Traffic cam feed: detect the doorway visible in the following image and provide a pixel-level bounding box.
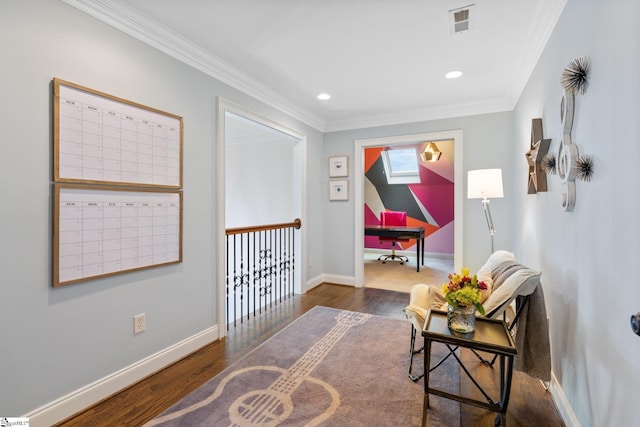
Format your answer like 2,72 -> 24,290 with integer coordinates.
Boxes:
354,130 -> 464,289
216,98 -> 307,336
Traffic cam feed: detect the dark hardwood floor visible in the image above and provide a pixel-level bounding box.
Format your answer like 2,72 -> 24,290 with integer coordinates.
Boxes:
55,284 -> 564,426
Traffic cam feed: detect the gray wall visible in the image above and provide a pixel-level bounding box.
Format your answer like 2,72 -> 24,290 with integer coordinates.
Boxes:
0,0 -> 322,417
323,113 -> 514,277
512,0 -> 640,425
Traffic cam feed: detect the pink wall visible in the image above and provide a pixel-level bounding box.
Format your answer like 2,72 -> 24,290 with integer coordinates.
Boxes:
364,145 -> 454,254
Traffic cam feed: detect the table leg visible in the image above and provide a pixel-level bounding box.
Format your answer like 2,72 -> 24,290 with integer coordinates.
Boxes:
421,236 -> 425,266
421,337 -> 432,427
500,354 -> 505,402
416,237 -> 420,272
499,354 -> 515,413
421,394 -> 427,427
495,412 -> 507,427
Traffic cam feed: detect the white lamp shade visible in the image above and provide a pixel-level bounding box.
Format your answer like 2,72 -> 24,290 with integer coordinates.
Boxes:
467,168 -> 504,199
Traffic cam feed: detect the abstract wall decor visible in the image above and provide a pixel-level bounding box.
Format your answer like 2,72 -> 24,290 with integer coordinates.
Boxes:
561,57 -> 590,95
557,90 -> 579,211
525,118 -> 551,194
572,154 -> 594,182
363,144 -> 454,254
555,57 -> 592,211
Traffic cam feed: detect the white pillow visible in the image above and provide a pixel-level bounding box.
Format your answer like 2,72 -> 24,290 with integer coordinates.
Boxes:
476,251 -> 514,303
477,250 -> 516,275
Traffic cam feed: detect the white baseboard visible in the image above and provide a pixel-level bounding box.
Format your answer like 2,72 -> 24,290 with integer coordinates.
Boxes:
305,273 -> 326,291
304,252 -> 454,293
319,273 -> 354,287
549,371 -> 580,427
26,325 -> 220,427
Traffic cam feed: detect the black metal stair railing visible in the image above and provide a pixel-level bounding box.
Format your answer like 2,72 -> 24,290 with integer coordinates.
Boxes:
225,218 -> 301,328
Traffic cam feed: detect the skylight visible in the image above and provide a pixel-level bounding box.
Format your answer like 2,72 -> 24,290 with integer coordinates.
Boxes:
381,148 -> 420,184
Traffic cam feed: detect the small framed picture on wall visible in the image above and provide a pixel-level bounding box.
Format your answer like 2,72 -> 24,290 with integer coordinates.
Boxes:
329,155 -> 348,177
329,179 -> 349,201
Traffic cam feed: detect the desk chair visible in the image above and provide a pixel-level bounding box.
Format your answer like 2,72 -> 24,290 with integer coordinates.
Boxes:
378,210 -> 409,264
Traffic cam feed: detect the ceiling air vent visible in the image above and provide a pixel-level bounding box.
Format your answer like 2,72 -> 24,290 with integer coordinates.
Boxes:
449,4 -> 474,34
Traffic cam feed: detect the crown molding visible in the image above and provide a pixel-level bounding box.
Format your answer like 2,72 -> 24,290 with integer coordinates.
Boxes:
507,0 -> 568,109
62,0 -> 326,132
62,0 -> 567,134
324,99 -> 514,133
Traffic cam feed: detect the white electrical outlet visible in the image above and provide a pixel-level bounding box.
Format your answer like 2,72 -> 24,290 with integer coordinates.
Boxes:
133,313 -> 146,334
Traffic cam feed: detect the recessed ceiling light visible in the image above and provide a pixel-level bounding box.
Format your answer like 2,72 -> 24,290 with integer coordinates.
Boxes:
445,71 -> 463,79
317,93 -> 331,101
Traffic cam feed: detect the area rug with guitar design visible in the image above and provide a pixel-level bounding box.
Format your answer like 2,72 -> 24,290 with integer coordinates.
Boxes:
146,306 -> 459,426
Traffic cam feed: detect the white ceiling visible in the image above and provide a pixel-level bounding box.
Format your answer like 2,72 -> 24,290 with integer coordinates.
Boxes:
66,0 -> 567,132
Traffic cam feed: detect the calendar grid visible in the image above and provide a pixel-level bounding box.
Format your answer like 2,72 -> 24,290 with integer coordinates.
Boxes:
52,78 -> 183,287
54,78 -> 182,188
54,185 -> 182,286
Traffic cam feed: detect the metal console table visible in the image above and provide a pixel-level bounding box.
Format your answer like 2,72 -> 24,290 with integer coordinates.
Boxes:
421,309 -> 517,427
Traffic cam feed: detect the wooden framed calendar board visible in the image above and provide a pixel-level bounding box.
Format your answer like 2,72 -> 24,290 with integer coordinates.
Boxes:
53,78 -> 183,188
53,184 -> 183,287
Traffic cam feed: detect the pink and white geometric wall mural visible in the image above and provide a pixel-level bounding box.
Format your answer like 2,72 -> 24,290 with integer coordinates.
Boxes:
364,143 -> 454,255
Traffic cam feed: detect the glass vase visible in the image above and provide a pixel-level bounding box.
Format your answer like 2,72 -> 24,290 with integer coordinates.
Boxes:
447,304 -> 476,333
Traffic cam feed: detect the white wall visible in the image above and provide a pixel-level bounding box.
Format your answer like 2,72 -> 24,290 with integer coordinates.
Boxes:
225,114 -> 298,227
322,113 -> 514,277
0,0 -> 322,421
512,0 -> 640,425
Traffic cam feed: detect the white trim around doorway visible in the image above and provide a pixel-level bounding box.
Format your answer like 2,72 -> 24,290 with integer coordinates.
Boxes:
216,97 -> 308,337
354,130 -> 463,287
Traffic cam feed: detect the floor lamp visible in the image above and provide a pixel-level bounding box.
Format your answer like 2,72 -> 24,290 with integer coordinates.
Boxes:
467,169 -> 504,253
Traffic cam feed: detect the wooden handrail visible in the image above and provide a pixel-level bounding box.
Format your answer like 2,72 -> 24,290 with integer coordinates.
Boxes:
225,218 -> 301,236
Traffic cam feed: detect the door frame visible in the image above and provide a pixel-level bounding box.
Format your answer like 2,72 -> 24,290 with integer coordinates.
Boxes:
216,97 -> 307,337
353,130 -> 463,286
